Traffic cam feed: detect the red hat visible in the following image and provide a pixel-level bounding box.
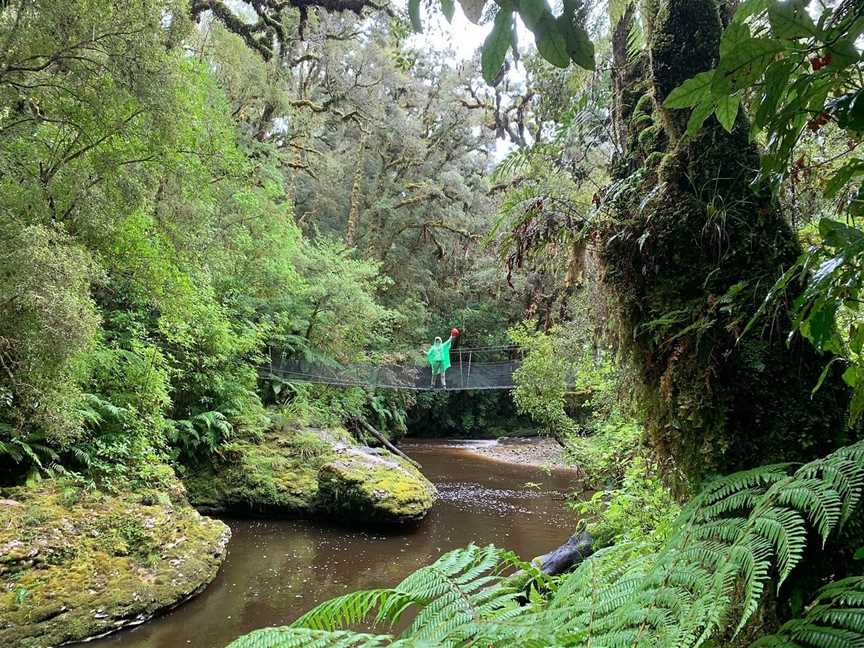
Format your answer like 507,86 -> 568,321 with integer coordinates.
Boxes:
451,328 -> 459,337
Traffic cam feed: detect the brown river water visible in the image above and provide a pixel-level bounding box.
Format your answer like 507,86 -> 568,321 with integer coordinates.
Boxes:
89,439 -> 580,648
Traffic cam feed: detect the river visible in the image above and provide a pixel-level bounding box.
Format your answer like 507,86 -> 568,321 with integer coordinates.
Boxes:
90,439 -> 579,648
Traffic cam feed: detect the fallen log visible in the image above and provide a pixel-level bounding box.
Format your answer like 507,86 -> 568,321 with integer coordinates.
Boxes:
354,418 -> 422,470
535,530 -> 594,575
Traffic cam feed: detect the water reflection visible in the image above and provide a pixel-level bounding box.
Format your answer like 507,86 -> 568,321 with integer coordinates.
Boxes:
88,439 -> 579,648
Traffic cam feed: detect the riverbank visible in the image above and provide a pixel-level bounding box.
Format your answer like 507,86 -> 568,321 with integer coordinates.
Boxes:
468,437 -> 569,470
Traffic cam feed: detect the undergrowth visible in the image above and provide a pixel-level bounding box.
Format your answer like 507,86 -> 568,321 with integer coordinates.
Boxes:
573,455 -> 680,547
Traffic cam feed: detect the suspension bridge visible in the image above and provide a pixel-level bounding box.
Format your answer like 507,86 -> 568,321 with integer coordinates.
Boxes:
263,345 -> 523,391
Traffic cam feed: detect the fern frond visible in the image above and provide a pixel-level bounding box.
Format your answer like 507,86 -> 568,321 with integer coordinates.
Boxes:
225,627 -> 395,648
291,589 -> 411,631
752,577 -> 864,648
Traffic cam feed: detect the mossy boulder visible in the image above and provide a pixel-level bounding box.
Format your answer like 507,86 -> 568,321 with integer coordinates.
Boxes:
184,424 -> 436,525
317,448 -> 437,524
184,436 -> 322,514
0,477 -> 230,648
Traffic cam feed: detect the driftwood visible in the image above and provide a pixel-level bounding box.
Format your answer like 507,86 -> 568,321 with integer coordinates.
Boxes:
537,530 -> 594,575
354,418 -> 422,470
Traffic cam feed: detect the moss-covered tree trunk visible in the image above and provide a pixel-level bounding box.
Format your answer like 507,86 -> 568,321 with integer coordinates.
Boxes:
604,0 -> 852,491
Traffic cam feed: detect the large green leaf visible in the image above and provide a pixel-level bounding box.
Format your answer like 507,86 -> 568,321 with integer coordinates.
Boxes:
481,8 -> 514,84
715,94 -> 740,132
733,0 -> 771,22
719,22 -> 751,59
535,18 -> 570,69
830,91 -> 864,132
718,37 -> 784,90
556,15 -> 595,70
753,60 -> 793,130
685,98 -> 715,138
409,0 -> 422,32
767,0 -> 819,39
664,71 -> 715,109
819,218 -> 864,249
516,0 -> 547,31
823,160 -> 864,199
826,38 -> 861,70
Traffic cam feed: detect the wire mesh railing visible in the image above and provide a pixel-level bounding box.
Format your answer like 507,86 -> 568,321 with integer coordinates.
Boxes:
263,346 -> 523,391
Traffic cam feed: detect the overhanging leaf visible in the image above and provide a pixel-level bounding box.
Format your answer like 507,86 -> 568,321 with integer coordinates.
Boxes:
767,0 -> 819,39
664,71 -> 715,109
753,60 -> 793,130
685,98 -> 715,138
440,0 -> 455,22
535,18 -> 570,69
556,15 -> 595,70
516,0 -> 547,31
818,218 -> 864,248
718,37 -> 784,90
826,38 -> 861,71
830,91 -> 864,132
481,8 -> 514,84
823,160 -> 864,199
813,358 -> 842,396
733,0 -> 771,22
719,22 -> 750,59
458,0 -> 486,24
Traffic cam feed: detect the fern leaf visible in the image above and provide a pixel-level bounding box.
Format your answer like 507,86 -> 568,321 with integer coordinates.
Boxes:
225,627 -> 395,648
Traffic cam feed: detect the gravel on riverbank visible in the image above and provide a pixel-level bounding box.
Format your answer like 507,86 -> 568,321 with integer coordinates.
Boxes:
469,437 -> 570,470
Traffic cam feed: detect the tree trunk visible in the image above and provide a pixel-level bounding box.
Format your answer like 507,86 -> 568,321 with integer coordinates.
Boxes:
603,0 -> 851,492
345,133 -> 367,247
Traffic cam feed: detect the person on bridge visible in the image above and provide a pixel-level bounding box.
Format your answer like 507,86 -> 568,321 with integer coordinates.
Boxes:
428,328 -> 459,389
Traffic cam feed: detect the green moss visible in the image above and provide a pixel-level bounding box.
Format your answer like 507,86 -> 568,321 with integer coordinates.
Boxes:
184,422 -> 436,524
634,92 -> 654,116
185,434 -> 319,513
648,0 -> 722,140
644,151 -> 666,168
316,449 -> 436,524
637,124 -> 662,153
600,0 -> 853,493
0,476 -> 229,648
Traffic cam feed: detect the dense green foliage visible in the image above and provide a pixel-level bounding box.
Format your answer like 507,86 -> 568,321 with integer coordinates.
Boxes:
509,313 -> 678,547
226,0 -> 864,645
706,0 -> 864,429
0,1 -> 535,485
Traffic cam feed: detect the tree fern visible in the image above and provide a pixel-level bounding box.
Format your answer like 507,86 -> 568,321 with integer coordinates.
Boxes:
228,441 -> 864,648
752,576 -> 864,648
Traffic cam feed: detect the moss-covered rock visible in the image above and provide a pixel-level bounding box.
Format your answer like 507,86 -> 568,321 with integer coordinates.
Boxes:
184,436 -> 321,514
317,448 -> 437,524
0,478 -> 230,648
184,424 -> 436,524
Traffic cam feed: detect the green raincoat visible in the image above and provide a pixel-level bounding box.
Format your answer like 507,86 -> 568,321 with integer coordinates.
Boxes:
427,336 -> 452,375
